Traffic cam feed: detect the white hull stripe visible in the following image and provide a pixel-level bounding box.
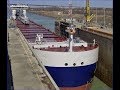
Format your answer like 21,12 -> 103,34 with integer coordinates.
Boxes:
33,47 -> 99,67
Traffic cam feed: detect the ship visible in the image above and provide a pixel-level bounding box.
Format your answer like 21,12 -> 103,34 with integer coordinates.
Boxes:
15,16 -> 99,90
12,1 -> 99,90
33,27 -> 99,90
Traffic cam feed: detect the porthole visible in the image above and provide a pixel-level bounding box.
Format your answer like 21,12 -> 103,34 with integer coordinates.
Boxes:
52,45 -> 54,47
73,63 -> 76,66
81,62 -> 84,65
65,63 -> 68,66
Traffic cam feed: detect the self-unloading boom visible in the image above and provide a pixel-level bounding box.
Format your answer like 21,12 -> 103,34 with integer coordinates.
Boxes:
85,0 -> 95,23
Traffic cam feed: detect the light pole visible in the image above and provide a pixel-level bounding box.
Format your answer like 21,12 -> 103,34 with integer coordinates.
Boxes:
103,8 -> 106,28
96,7 -> 97,25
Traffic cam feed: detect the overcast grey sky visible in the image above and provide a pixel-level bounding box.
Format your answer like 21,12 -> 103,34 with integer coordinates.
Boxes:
9,0 -> 113,8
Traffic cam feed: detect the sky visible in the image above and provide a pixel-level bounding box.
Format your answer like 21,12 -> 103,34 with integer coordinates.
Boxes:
9,0 -> 113,8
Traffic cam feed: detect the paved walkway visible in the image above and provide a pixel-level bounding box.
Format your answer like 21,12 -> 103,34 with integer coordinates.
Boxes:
7,28 -> 56,90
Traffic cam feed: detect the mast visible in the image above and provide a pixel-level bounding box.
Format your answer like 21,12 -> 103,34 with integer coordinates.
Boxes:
66,0 -> 76,52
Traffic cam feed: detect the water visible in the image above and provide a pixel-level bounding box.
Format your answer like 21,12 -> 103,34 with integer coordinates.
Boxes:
27,12 -> 55,32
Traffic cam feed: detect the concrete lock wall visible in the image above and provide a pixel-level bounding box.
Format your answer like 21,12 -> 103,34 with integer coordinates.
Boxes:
76,29 -> 113,87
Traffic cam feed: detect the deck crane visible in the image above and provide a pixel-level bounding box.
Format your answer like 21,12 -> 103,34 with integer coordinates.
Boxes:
85,0 -> 95,25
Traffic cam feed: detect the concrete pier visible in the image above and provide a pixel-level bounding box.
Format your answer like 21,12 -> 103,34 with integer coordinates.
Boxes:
7,27 -> 57,90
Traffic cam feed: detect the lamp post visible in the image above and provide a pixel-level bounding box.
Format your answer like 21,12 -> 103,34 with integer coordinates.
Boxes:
96,7 -> 97,25
103,8 -> 106,28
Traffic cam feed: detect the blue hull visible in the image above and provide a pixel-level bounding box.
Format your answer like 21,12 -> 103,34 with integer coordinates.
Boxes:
45,63 -> 96,87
